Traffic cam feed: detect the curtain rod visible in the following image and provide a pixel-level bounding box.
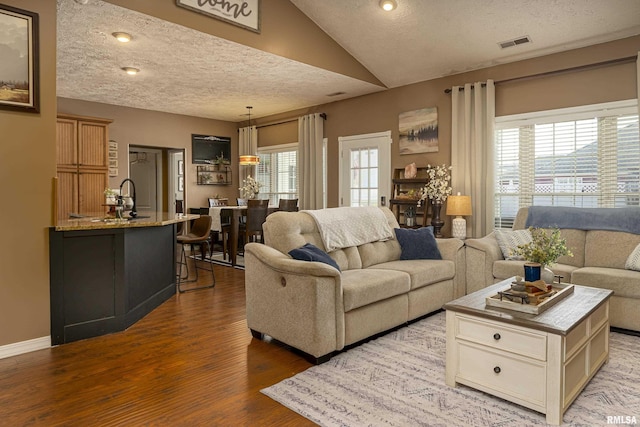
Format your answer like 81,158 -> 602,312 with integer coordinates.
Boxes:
444,55 -> 637,94
253,112 -> 327,129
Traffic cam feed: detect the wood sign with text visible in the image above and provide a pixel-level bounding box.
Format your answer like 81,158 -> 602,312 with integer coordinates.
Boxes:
176,0 -> 260,33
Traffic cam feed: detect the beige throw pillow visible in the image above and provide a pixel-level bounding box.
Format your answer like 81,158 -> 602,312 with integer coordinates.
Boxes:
494,229 -> 532,260
625,243 -> 640,272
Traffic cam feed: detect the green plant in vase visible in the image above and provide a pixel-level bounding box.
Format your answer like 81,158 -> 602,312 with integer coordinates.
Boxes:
513,227 -> 573,283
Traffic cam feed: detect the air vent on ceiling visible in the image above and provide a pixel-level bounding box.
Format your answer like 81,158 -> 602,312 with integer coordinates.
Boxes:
498,35 -> 532,49
326,91 -> 346,97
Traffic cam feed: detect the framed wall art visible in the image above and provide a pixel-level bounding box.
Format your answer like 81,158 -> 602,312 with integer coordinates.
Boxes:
399,107 -> 439,154
0,4 -> 39,113
176,0 -> 261,33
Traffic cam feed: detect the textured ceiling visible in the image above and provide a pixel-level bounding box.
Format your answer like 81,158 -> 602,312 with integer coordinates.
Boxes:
56,0 -> 384,122
57,0 -> 640,122
291,0 -> 640,88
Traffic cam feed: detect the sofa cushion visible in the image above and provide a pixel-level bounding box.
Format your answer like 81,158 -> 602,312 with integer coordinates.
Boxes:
394,226 -> 442,260
571,267 -> 640,299
625,243 -> 640,271
584,230 -> 640,269
341,269 -> 411,312
494,229 -> 531,259
289,243 -> 340,271
371,259 -> 455,290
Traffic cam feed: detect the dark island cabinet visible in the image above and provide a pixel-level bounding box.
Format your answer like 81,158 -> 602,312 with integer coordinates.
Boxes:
49,224 -> 177,345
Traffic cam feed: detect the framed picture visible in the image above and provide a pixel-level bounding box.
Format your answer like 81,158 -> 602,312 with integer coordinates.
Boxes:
178,160 -> 184,176
109,168 -> 118,177
109,159 -> 118,168
399,107 -> 439,154
109,140 -> 118,150
108,150 -> 117,158
0,4 -> 39,113
176,0 -> 261,33
178,176 -> 184,192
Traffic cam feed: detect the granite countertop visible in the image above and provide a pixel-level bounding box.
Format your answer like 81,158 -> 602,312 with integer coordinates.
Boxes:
53,212 -> 199,231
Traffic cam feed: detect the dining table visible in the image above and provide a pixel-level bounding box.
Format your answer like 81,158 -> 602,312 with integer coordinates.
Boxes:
208,205 -> 278,266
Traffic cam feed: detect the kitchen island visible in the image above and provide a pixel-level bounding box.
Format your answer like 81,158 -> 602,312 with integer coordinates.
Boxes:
50,212 -> 197,345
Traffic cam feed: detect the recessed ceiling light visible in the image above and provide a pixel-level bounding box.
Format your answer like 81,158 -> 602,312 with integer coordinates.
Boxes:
121,67 -> 140,75
112,32 -> 132,43
379,0 -> 397,11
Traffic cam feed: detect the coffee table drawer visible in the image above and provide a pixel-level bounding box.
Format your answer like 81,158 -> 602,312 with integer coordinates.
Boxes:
456,315 -> 547,361
457,342 -> 546,408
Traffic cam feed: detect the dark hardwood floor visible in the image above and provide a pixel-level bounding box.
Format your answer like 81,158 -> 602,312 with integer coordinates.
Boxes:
0,261 -> 314,426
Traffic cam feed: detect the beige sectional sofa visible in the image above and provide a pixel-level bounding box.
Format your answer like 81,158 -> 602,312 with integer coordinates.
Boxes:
465,207 -> 640,331
244,207 -> 465,363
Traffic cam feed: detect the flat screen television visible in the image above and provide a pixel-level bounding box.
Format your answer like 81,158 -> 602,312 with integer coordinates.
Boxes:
191,134 -> 231,164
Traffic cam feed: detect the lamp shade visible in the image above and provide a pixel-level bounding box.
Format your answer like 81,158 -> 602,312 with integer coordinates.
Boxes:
446,195 -> 472,216
239,155 -> 259,165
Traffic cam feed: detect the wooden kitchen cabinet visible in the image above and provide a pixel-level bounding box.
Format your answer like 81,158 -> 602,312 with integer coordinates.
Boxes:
56,114 -> 113,220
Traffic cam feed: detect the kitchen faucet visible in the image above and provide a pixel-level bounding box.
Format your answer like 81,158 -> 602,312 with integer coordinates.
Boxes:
119,178 -> 137,218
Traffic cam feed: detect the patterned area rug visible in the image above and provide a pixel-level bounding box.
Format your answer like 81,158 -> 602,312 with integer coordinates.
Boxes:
262,312 -> 640,426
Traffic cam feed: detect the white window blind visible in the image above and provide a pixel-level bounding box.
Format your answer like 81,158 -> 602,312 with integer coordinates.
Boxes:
494,100 -> 639,228
257,143 -> 298,205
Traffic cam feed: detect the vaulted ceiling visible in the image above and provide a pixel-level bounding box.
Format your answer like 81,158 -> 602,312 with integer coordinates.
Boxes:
56,0 -> 640,122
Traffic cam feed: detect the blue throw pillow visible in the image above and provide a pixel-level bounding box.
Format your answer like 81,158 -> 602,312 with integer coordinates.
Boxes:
394,226 -> 442,260
289,243 -> 341,271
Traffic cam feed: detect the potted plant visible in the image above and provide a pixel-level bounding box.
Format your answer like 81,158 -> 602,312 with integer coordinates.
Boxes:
513,227 -> 573,283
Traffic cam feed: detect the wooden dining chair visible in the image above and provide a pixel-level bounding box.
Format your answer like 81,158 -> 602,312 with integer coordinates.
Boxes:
240,199 -> 269,245
278,198 -> 299,212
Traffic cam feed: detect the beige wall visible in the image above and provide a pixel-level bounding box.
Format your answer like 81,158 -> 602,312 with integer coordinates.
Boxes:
57,98 -> 239,209
0,0 -> 637,349
0,0 -> 56,346
251,36 -> 639,211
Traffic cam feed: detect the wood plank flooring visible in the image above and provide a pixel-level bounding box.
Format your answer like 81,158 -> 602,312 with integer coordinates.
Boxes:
0,263 -> 315,426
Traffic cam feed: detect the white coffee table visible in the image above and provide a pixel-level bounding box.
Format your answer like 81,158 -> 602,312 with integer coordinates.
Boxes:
443,277 -> 613,425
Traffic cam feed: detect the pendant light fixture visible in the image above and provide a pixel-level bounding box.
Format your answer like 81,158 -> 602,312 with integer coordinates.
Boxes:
239,106 -> 260,166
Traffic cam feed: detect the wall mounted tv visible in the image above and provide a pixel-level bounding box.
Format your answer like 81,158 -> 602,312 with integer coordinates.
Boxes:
191,134 -> 231,164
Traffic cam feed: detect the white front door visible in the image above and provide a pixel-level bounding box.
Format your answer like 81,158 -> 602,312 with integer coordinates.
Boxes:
338,131 -> 392,207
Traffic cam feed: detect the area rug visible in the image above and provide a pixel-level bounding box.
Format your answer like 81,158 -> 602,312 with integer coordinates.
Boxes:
262,312 -> 640,426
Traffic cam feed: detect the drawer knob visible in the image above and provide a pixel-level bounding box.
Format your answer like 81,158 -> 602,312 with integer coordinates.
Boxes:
493,333 -> 501,340
494,366 -> 501,374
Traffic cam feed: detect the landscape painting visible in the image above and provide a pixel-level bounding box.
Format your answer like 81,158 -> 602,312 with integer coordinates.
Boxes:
399,107 -> 438,154
0,5 -> 39,112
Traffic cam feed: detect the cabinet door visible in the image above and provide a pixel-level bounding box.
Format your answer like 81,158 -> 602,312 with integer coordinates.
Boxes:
78,121 -> 108,168
57,169 -> 78,219
56,119 -> 78,167
78,169 -> 108,215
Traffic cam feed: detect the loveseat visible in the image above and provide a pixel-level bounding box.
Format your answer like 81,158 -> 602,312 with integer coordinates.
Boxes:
465,206 -> 640,331
244,206 -> 465,363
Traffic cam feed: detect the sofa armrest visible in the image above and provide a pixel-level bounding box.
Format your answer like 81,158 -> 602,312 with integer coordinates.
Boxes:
244,243 -> 344,358
464,232 -> 503,294
244,242 -> 341,278
436,238 -> 466,298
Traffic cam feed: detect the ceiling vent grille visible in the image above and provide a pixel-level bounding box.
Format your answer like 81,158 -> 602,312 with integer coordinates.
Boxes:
499,35 -> 532,49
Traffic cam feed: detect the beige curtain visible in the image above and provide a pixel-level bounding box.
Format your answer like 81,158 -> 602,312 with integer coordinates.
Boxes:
238,125 -> 258,189
451,80 -> 495,238
298,113 -> 324,210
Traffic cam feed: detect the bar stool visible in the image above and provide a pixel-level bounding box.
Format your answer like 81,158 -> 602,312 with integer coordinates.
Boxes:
176,215 -> 215,293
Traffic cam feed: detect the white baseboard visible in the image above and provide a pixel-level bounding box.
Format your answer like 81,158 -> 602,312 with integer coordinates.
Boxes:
0,336 -> 51,359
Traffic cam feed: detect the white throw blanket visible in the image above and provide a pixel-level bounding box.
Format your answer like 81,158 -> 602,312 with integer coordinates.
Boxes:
303,207 -> 394,252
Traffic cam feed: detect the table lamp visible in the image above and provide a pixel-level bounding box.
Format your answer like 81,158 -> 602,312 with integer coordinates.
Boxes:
446,193 -> 472,239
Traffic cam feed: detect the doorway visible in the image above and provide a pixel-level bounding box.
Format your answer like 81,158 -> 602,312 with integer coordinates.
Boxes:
338,131 -> 392,207
128,146 -> 185,214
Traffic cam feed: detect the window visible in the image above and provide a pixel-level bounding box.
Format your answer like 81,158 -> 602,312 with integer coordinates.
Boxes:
495,100 -> 639,228
257,143 -> 298,205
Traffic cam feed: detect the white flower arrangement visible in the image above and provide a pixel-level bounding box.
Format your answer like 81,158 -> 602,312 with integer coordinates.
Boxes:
418,164 -> 452,206
239,175 -> 262,199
